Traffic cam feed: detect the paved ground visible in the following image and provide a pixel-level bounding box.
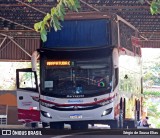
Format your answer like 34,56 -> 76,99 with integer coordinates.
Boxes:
0,125 -> 159,138
0,125 -> 25,129
2,136 -> 160,138
0,124 -> 110,129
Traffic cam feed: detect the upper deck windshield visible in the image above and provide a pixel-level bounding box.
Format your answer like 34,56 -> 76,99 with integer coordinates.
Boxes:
41,48 -> 112,97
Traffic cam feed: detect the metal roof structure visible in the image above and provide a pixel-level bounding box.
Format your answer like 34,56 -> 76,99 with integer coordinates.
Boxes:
0,0 -> 160,61
1,0 -> 160,40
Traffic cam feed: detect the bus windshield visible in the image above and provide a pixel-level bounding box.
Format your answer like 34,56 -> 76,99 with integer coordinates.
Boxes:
40,47 -> 113,97
42,57 -> 112,97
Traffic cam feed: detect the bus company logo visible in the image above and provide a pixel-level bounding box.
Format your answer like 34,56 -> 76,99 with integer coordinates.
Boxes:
22,101 -> 32,106
68,99 -> 83,103
46,97 -> 55,102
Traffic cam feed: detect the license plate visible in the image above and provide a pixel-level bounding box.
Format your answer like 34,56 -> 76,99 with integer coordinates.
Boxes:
69,114 -> 82,119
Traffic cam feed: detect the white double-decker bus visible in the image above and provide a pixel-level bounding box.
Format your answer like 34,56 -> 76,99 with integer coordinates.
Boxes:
16,13 -> 142,129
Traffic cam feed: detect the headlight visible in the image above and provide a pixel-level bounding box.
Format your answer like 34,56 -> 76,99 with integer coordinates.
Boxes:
41,111 -> 52,118
101,108 -> 113,116
41,101 -> 53,108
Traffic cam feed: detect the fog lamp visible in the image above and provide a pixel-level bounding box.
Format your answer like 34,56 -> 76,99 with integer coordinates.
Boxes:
41,111 -> 52,118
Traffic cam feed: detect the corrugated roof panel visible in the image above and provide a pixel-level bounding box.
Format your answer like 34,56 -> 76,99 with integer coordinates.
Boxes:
0,38 -> 40,61
1,37 -> 160,61
141,41 -> 160,48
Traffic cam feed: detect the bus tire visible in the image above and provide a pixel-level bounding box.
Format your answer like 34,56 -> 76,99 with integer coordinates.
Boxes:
50,122 -> 64,129
31,122 -> 37,128
71,123 -> 88,130
42,122 -> 48,128
109,120 -> 118,129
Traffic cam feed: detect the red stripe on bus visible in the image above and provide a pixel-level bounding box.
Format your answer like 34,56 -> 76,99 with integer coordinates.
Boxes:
37,95 -> 115,107
18,109 -> 40,122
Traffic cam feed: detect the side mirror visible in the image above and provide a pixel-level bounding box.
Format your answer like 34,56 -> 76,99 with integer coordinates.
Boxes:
112,48 -> 119,68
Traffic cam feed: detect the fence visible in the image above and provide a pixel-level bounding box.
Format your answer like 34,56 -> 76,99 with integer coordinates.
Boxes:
0,105 -> 8,125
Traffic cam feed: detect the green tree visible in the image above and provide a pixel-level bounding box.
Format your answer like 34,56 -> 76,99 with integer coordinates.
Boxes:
142,49 -> 160,87
150,0 -> 160,15
139,0 -> 160,15
143,98 -> 160,128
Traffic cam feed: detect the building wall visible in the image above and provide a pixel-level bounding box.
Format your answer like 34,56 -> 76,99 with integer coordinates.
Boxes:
0,91 -> 21,125
0,93 -> 17,106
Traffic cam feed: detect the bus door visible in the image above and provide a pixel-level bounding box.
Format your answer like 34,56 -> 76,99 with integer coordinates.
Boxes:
16,68 -> 40,123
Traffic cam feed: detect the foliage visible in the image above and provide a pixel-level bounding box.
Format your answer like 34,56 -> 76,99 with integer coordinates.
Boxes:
142,49 -> 160,87
0,62 -> 32,90
139,0 -> 160,15
150,0 -> 160,15
143,90 -> 160,97
143,98 -> 160,128
32,0 -> 160,42
142,49 -> 160,128
28,0 -> 80,42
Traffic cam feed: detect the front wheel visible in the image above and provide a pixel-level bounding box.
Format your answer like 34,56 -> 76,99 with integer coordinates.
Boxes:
42,122 -> 49,128
109,120 -> 118,129
71,122 -> 88,130
50,122 -> 64,129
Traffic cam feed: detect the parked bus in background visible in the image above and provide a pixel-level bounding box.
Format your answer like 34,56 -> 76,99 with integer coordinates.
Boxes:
16,13 -> 142,129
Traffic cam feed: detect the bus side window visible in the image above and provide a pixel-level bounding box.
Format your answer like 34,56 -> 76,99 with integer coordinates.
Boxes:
16,69 -> 38,93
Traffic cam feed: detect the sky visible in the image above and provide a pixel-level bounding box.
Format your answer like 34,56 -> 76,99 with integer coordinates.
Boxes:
142,48 -> 160,60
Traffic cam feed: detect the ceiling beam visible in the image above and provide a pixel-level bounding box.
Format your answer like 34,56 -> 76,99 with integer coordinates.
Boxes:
0,16 -> 35,31
140,32 -> 160,34
122,15 -> 159,19
16,0 -> 46,15
80,0 -> 100,12
0,33 -> 33,57
0,4 -> 53,8
94,5 -> 150,10
0,36 -> 7,48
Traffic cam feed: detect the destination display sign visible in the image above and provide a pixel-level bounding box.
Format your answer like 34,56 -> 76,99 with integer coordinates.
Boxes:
46,61 -> 70,66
